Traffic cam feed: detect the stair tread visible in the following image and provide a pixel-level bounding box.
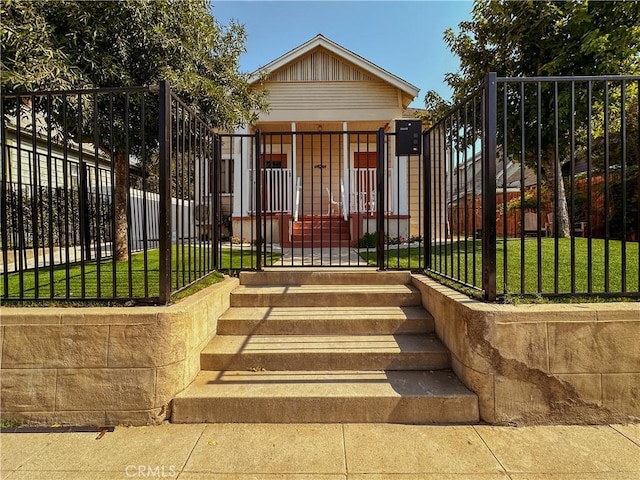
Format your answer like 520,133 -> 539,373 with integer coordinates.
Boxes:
238,270 -> 411,285
232,284 -> 419,295
175,369 -> 476,399
217,306 -> 433,335
219,306 -> 433,321
202,334 -> 447,355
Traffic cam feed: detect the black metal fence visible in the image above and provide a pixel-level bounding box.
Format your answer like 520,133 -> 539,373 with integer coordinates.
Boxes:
1,82 -> 219,304
214,128 -> 425,270
424,73 -> 640,300
3,74 -> 638,303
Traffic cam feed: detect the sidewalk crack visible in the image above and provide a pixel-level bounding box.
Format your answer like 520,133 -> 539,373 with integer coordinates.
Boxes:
472,425 -> 514,480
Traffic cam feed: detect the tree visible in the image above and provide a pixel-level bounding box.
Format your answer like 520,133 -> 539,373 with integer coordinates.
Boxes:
418,90 -> 451,129
1,0 -> 268,260
440,0 -> 640,236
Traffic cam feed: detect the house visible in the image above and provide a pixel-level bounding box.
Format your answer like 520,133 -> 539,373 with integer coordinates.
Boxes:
1,99 -> 190,272
215,35 -> 436,248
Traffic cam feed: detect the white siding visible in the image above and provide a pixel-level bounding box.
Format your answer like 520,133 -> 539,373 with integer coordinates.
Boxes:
265,81 -> 399,110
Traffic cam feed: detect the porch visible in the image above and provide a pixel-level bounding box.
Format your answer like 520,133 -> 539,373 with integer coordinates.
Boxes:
216,122 -> 418,249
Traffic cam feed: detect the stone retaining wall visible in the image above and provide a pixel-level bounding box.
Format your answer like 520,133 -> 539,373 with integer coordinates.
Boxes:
412,274 -> 640,425
0,277 -> 238,427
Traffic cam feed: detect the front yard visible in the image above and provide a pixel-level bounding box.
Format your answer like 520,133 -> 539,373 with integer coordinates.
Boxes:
1,246 -> 280,302
362,237 -> 639,298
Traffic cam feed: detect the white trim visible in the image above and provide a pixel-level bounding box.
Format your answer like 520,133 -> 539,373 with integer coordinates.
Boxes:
342,121 -> 349,216
291,122 -> 297,194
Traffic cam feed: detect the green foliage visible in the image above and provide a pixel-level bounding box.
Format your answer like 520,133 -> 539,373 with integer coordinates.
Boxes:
4,184 -> 111,249
362,238 -> 639,298
1,0 -> 268,262
0,418 -> 21,429
0,0 -> 268,130
444,1 -> 640,100
1,246 -> 281,303
506,191 -> 539,212
419,90 -> 451,128
438,1 -> 640,238
358,232 -> 377,248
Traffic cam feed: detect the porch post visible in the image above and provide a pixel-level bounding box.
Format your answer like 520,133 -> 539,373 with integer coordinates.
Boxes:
291,122 -> 297,219
291,122 -> 297,177
397,156 -> 408,215
376,128 -> 386,269
232,126 -> 250,218
342,121 -> 349,219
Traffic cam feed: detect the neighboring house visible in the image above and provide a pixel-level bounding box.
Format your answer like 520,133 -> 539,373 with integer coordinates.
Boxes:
216,35 -> 438,247
446,147 -> 543,238
1,105 -> 189,272
2,110 -> 116,269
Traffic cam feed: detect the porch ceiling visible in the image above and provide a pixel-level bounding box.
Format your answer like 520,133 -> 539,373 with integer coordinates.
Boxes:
255,120 -> 390,133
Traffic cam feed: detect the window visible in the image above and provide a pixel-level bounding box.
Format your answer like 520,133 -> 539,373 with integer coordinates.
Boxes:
354,151 -> 376,169
260,153 -> 287,169
219,158 -> 233,194
208,158 -> 234,194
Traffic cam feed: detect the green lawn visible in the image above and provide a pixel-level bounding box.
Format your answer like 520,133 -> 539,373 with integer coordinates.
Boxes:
362,238 -> 639,297
2,246 -> 279,302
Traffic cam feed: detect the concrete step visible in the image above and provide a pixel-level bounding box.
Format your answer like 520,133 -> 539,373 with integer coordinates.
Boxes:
217,306 -> 434,335
230,283 -> 422,307
171,369 -> 480,424
289,240 -> 352,248
292,219 -> 349,228
239,270 -> 411,285
200,334 -> 450,371
291,225 -> 350,233
291,231 -> 350,238
289,243 -> 352,249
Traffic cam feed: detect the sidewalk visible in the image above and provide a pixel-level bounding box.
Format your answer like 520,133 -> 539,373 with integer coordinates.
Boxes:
272,247 -> 365,266
1,422 -> 639,479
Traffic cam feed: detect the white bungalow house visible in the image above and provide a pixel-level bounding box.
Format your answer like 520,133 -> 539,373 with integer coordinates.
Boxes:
219,34 -> 430,248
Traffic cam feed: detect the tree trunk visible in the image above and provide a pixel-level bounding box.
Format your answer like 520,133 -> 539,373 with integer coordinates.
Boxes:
114,151 -> 129,261
545,152 -> 571,238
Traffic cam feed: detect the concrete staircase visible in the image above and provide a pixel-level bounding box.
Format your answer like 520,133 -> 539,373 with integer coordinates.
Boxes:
171,270 -> 479,424
289,217 -> 351,248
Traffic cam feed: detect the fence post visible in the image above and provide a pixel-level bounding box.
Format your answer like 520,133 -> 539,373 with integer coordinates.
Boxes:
79,164 -> 92,261
211,133 -> 220,270
0,94 -> 9,298
254,129 -> 262,271
158,81 -> 172,304
423,130 -> 431,270
482,73 -> 497,301
376,128 -> 386,270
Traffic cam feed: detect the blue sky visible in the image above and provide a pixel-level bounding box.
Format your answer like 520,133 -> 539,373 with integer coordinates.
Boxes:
210,1 -> 474,108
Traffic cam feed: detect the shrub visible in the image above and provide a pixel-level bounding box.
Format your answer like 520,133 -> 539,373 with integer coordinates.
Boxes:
358,232 -> 376,248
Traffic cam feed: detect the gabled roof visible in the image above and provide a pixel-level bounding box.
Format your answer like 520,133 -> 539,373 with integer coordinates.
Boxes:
249,34 -> 420,100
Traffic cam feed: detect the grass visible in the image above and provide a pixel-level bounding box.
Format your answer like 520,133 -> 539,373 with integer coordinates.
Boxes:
361,237 -> 639,299
2,246 -> 280,303
0,418 -> 20,429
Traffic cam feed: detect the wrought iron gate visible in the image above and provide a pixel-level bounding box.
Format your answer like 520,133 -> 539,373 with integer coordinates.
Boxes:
214,128 -> 427,270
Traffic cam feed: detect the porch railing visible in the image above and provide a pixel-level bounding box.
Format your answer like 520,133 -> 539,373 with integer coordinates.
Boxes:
349,168 -> 392,214
249,168 -> 292,213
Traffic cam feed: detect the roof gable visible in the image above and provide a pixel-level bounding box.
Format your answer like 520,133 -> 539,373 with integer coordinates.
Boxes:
267,47 -> 376,83
250,34 -> 419,99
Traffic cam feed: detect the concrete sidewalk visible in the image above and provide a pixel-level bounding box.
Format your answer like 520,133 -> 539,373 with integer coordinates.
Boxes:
1,423 -> 639,479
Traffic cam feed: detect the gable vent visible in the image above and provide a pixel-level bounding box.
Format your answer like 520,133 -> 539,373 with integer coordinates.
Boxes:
269,49 -> 374,82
